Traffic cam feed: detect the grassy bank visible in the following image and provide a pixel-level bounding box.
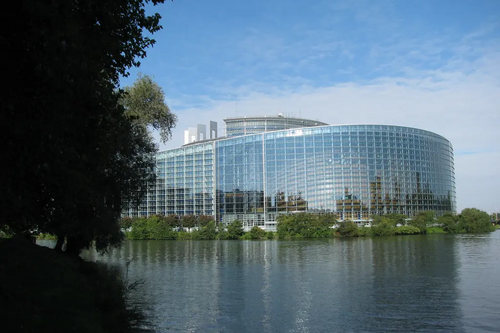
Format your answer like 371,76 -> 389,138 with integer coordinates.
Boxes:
0,237 -> 143,333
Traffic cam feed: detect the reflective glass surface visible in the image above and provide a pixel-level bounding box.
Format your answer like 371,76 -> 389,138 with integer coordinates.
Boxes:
125,142 -> 214,217
126,124 -> 456,228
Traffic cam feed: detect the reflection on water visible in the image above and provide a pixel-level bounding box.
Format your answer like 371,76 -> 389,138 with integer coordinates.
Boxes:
80,232 -> 500,332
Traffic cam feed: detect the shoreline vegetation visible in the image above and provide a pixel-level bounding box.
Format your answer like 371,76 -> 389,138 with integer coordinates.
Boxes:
0,237 -> 144,333
113,208 -> 497,241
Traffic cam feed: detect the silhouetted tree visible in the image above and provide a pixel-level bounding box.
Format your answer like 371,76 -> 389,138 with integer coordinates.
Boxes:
1,0 -> 170,254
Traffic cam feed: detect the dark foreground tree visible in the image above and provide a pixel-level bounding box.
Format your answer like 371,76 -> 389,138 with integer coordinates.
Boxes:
1,0 -> 170,254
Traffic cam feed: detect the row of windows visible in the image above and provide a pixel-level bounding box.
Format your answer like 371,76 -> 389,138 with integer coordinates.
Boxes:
126,125 -> 455,220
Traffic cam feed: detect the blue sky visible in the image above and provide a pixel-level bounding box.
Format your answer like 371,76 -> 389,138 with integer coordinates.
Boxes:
121,0 -> 500,213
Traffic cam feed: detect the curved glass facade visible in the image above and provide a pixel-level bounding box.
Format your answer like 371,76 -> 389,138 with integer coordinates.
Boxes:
125,121 -> 456,230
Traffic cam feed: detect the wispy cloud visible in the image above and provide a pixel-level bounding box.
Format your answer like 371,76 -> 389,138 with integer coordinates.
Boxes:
130,0 -> 500,212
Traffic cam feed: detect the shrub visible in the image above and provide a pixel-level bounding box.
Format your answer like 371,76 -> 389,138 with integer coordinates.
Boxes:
243,226 -> 267,240
128,218 -> 149,240
277,213 -> 336,239
199,221 -> 217,240
177,231 -> 191,240
438,212 -> 462,233
371,221 -> 395,236
409,211 -> 435,234
337,220 -> 360,237
426,227 -> 446,234
227,220 -> 244,240
394,226 -> 420,235
266,232 -> 276,239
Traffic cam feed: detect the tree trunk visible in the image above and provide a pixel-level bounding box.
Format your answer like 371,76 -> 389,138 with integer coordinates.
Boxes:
54,234 -> 65,252
65,235 -> 83,256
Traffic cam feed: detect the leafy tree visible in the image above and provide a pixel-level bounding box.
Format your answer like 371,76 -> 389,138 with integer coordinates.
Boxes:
277,213 -> 334,239
459,208 -> 494,233
198,215 -> 214,228
393,226 -> 420,235
227,220 -> 244,239
409,211 -> 435,234
216,224 -> 229,240
148,215 -> 176,240
370,215 -> 383,226
437,212 -> 461,233
2,0 -> 169,254
384,213 -> 408,226
371,219 -> 396,236
199,221 -> 217,240
182,215 -> 197,230
246,226 -> 267,240
119,217 -> 136,230
336,220 -> 360,237
122,74 -> 177,143
165,215 -> 179,228
128,218 -> 149,240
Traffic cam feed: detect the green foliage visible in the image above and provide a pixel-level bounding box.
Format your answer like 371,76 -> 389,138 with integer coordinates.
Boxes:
181,215 -> 197,230
122,74 -> 177,143
409,211 -> 435,234
198,215 -> 214,228
384,213 -> 408,226
36,233 -> 57,240
243,226 -> 267,240
370,215 -> 383,226
165,215 -> 180,228
119,217 -> 136,230
371,220 -> 396,236
176,232 -> 192,240
126,216 -> 176,240
426,227 -> 446,234
127,218 -> 149,240
266,232 -> 277,239
438,212 -> 461,233
147,215 -> 177,240
227,220 -> 244,240
337,220 -> 362,237
459,208 -> 495,233
0,225 -> 14,238
394,226 -> 421,235
216,224 -> 229,240
356,227 -> 370,237
199,221 -> 217,240
277,213 -> 335,239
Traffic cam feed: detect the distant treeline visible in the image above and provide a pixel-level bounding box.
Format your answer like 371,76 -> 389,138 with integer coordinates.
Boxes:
121,208 -> 496,240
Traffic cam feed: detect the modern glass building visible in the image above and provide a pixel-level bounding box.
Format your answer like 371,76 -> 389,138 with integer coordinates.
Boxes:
125,116 -> 456,230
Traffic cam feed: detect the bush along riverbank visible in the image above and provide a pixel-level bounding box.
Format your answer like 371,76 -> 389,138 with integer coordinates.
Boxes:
122,208 -> 496,240
0,236 -> 144,333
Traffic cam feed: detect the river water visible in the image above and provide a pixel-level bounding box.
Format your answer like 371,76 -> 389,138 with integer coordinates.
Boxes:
59,231 -> 500,332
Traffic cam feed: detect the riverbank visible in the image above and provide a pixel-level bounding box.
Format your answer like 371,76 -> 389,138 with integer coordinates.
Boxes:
0,237 -> 142,333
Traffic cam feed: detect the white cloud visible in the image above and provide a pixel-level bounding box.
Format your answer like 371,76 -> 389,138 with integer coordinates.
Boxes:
158,47 -> 500,213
